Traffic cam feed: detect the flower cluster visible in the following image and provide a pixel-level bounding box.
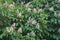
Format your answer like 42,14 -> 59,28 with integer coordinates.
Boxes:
6,23 -> 16,33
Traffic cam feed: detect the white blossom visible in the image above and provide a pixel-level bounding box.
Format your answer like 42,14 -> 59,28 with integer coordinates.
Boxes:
27,18 -> 33,23
33,8 -> 37,13
57,29 -> 60,33
11,23 -> 16,29
58,13 -> 60,17
16,9 -> 22,17
31,19 -> 37,25
16,9 -> 20,13
27,8 -> 32,12
18,27 -> 22,33
58,0 -> 60,3
40,13 -> 43,17
25,2 -> 31,8
27,18 -> 37,25
54,12 -> 57,17
57,0 -> 60,3
38,9 -> 43,12
6,23 -> 16,33
6,27 -> 14,33
36,23 -> 40,29
27,33 -> 30,36
30,31 -> 35,37
49,7 -> 54,12
8,3 -> 14,9
17,12 -> 22,17
21,1 -> 25,5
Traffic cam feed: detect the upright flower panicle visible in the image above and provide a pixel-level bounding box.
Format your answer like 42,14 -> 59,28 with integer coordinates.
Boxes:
56,0 -> 60,3
6,27 -> 14,33
49,7 -> 54,12
9,4 -> 14,9
36,23 -> 40,29
6,23 -> 16,33
58,13 -> 60,17
38,9 -> 43,12
16,9 -> 20,13
25,2 -> 31,8
17,12 -> 22,17
27,18 -> 37,25
57,29 -> 60,33
11,23 -> 16,29
30,31 -> 35,37
17,27 -> 22,33
33,8 -> 37,13
31,19 -> 37,25
27,8 -> 32,12
21,1 -> 25,5
16,9 -> 22,17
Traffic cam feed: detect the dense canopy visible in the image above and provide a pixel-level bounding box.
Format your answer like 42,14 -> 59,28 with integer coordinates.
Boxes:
0,0 -> 60,40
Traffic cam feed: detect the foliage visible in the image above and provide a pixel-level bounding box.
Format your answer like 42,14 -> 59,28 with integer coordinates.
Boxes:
0,0 -> 60,40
